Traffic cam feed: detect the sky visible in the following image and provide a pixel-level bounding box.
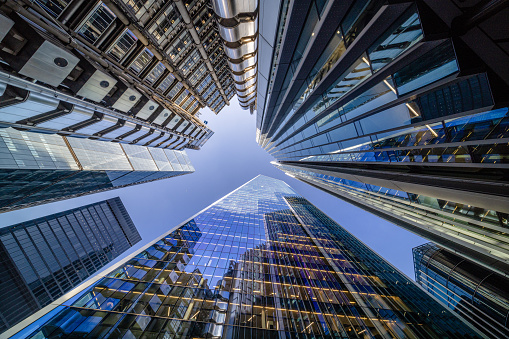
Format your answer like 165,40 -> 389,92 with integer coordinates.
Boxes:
0,101 -> 427,278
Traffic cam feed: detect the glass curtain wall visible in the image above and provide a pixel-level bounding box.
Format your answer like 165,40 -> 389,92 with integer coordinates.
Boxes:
10,176 -> 480,338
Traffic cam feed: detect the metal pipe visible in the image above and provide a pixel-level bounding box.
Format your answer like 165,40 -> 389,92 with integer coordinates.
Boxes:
211,0 -> 258,109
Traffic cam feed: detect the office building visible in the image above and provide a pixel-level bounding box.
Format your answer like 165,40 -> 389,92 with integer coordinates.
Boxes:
0,197 -> 140,334
254,1 -> 509,276
0,0 -> 240,152
413,242 -> 509,338
0,127 -> 194,213
5,176 -> 481,338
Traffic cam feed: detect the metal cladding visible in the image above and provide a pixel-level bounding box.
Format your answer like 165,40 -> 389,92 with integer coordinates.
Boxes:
0,0 -> 232,150
212,0 -> 258,111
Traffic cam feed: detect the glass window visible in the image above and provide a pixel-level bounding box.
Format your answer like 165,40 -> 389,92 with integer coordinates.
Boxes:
149,4 -> 181,43
188,64 -> 207,86
186,100 -> 199,113
394,40 -> 458,95
166,31 -> 193,62
167,82 -> 184,99
130,49 -> 154,74
179,50 -> 201,76
158,73 -> 176,93
196,75 -> 212,94
124,0 -> 148,13
174,90 -> 190,106
145,63 -> 166,85
108,29 -> 138,62
77,4 -> 116,44
368,7 -> 423,72
34,0 -> 70,18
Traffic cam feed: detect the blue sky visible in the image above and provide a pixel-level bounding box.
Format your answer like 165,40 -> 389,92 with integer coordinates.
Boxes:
0,102 -> 426,278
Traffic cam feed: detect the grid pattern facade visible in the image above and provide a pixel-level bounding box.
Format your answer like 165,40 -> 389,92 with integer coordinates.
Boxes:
257,0 -> 509,277
0,197 -> 141,334
0,128 -> 195,213
413,243 -> 509,339
10,176 -> 480,338
0,0 -> 228,152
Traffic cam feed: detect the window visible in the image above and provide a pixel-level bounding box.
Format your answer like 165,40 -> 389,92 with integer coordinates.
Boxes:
188,64 -> 207,86
393,40 -> 458,95
130,49 -> 154,74
145,63 -> 166,84
186,100 -> 199,113
108,29 -> 138,62
167,82 -> 184,99
174,90 -> 190,106
149,4 -> 181,43
179,50 -> 201,76
196,75 -> 212,94
158,74 -> 176,93
34,0 -> 70,18
166,31 -> 193,62
77,4 -> 116,44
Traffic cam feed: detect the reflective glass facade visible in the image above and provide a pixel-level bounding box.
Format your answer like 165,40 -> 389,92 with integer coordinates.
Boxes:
413,243 -> 509,338
7,176 -> 480,338
0,197 -> 140,334
0,128 -> 194,213
256,0 -> 509,278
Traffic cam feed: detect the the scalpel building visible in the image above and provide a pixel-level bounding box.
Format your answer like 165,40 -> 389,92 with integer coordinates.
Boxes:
255,0 -> 509,277
4,176 -> 481,338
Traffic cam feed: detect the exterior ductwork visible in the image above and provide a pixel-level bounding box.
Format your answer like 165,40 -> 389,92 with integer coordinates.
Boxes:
223,38 -> 257,59
212,0 -> 258,111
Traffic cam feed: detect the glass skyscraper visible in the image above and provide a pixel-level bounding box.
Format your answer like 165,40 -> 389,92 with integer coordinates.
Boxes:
254,0 -> 509,278
0,197 -> 141,334
0,127 -> 194,213
5,176 -> 481,338
413,242 -> 509,338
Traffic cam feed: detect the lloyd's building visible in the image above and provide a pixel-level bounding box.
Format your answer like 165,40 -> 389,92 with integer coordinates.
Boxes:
0,0 -> 240,212
252,0 -> 509,281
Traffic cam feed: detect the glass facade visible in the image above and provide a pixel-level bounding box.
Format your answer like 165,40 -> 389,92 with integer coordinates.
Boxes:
7,176 -> 480,338
0,128 -> 194,213
0,197 -> 141,334
413,243 -> 509,338
257,0 -> 509,278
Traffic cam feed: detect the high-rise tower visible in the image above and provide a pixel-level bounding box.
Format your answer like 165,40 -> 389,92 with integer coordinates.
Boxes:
5,176 -> 480,338
254,0 -> 509,276
0,127 -> 194,213
0,197 -> 140,334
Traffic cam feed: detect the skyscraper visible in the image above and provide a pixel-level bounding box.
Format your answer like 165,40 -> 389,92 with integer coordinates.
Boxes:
413,242 -> 509,338
0,0 -> 238,151
5,176 -> 481,338
254,0 -> 509,276
0,127 -> 194,213
0,197 -> 141,334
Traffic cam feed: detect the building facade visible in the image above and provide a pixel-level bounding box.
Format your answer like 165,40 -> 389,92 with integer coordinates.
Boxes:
5,176 -> 481,338
0,197 -> 141,334
0,127 -> 194,213
255,0 -> 509,277
0,0 -> 240,152
413,242 -> 509,338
